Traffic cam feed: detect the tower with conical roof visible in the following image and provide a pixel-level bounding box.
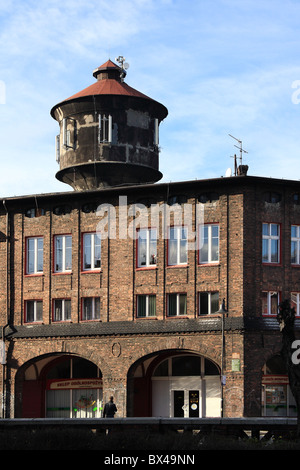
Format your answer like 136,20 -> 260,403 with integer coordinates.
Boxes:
51,58 -> 168,191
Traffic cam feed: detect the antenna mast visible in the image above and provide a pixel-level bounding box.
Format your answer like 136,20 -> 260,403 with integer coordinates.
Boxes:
228,134 -> 248,176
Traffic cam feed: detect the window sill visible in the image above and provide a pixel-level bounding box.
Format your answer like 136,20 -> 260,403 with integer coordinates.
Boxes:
24,273 -> 44,277
167,264 -> 188,268
53,271 -> 72,275
166,315 -> 189,319
81,269 -> 102,274
136,316 -> 158,320
136,266 -> 157,271
80,319 -> 102,322
262,314 -> 277,318
198,262 -> 219,267
262,263 -> 282,267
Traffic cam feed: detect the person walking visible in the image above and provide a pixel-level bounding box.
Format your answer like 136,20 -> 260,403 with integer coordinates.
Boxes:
103,396 -> 117,418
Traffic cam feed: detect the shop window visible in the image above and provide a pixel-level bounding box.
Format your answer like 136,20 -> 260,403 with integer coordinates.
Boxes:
199,224 -> 219,264
168,226 -> 188,266
26,237 -> 43,274
199,292 -> 219,315
167,293 -> 187,316
262,223 -> 280,264
54,235 -> 72,273
25,300 -> 43,323
137,228 -> 157,267
137,294 -> 156,317
82,233 -> 101,271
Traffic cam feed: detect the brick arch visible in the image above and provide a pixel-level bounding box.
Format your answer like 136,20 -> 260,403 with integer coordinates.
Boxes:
14,350 -> 108,418
126,347 -> 220,417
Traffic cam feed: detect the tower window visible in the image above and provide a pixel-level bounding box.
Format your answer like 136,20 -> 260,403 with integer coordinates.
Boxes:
98,114 -> 112,143
62,117 -> 76,150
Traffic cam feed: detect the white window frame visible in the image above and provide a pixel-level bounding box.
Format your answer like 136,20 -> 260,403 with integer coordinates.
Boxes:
291,225 -> 300,265
137,228 -> 157,268
291,292 -> 300,317
82,297 -> 100,321
167,293 -> 187,317
262,291 -> 280,315
83,233 -> 101,271
62,117 -> 76,149
54,235 -> 72,273
53,299 -> 71,322
137,294 -> 156,317
98,114 -> 112,143
25,300 -> 43,323
262,223 -> 280,264
168,226 -> 188,266
198,292 -> 219,315
55,134 -> 60,163
26,237 -> 43,274
199,224 -> 219,264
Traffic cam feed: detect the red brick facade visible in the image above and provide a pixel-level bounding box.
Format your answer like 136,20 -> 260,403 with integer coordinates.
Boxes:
0,175 -> 299,418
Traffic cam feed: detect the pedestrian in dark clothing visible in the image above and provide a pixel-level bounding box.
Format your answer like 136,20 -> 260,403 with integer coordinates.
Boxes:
103,396 -> 117,418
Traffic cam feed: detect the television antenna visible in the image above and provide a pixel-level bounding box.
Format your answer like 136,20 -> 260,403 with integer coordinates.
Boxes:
115,56 -> 130,81
228,134 -> 248,175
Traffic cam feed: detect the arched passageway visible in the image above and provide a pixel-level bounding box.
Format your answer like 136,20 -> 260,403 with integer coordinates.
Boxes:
16,354 -> 102,418
128,350 -> 221,418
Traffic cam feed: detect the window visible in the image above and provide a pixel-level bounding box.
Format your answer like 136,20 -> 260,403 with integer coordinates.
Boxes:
25,300 -> 43,323
26,237 -> 43,274
167,293 -> 187,316
62,117 -> 76,149
199,292 -> 219,315
262,223 -> 280,263
137,228 -> 157,267
53,299 -> 71,322
82,297 -> 100,321
137,295 -> 156,317
54,235 -> 72,272
168,226 -> 188,265
262,291 -> 280,315
98,114 -> 112,143
291,225 -> 300,265
83,233 -> 101,271
199,224 -> 219,264
291,293 -> 300,316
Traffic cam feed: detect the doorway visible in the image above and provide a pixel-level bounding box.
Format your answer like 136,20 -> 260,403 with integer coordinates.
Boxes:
173,389 -> 200,417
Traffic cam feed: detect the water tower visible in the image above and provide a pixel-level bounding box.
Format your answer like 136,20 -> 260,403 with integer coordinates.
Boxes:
50,57 -> 168,190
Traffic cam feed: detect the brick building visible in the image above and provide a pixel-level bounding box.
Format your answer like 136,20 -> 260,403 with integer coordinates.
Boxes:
0,58 -> 299,419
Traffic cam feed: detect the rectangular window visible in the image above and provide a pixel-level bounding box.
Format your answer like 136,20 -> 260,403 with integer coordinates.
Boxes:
55,135 -> 60,163
83,233 -> 101,271
291,293 -> 300,316
167,293 -> 187,316
82,297 -> 100,321
98,114 -> 112,143
291,225 -> 300,265
54,235 -> 72,272
26,237 -> 43,274
199,292 -> 219,315
53,299 -> 71,322
199,224 -> 219,264
137,228 -> 157,267
137,294 -> 156,317
262,291 -> 280,315
168,226 -> 188,265
62,117 -> 76,149
25,300 -> 43,323
262,223 -> 280,263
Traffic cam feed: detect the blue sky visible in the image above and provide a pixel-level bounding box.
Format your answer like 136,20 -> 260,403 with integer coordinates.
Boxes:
1,0 -> 300,197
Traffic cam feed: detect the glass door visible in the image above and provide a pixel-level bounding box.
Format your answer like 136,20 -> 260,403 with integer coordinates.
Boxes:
172,390 -> 200,417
